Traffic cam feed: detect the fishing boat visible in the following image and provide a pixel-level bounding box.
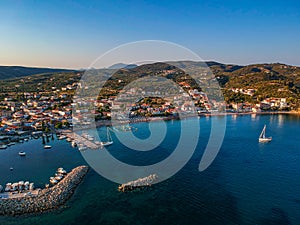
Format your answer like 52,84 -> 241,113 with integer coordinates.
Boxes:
100,128 -> 113,147
259,125 -> 272,143
44,145 -> 52,149
18,151 -> 26,156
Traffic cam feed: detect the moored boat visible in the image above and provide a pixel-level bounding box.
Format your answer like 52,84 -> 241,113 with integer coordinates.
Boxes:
71,141 -> 77,147
0,145 -> 7,149
58,135 -> 67,140
49,177 -> 58,184
57,167 -> 67,174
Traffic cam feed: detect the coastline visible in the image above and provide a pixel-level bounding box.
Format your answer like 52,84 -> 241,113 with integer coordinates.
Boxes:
0,165 -> 89,216
93,111 -> 300,127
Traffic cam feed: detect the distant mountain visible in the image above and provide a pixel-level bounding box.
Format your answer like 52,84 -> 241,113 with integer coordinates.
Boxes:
107,63 -> 138,69
0,66 -> 76,80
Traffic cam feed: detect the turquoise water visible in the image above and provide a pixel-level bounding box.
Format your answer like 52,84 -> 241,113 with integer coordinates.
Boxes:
0,114 -> 300,225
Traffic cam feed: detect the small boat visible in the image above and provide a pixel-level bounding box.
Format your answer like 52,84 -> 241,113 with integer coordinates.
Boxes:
10,167 -> 13,171
57,167 -> 67,174
44,145 -> 52,149
24,138 -> 29,142
29,183 -> 34,190
66,137 -> 72,142
5,183 -> 12,192
78,145 -> 87,151
24,181 -> 30,190
18,151 -> 26,156
71,141 -> 77,147
49,177 -> 58,184
259,125 -> 272,143
58,135 -> 67,140
55,175 -> 63,181
100,128 -> 113,147
0,145 -> 7,149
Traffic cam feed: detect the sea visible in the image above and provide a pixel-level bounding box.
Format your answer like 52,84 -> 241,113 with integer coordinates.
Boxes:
0,114 -> 299,225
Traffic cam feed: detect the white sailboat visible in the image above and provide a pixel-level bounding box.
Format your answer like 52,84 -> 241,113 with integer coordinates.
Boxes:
259,125 -> 272,143
100,128 -> 113,147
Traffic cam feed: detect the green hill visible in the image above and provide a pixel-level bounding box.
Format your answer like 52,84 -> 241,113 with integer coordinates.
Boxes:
0,66 -> 76,80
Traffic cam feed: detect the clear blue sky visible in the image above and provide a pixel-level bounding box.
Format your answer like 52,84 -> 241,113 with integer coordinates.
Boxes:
0,0 -> 299,68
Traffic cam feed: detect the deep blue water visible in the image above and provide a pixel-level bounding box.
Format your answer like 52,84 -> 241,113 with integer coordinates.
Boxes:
0,114 -> 299,225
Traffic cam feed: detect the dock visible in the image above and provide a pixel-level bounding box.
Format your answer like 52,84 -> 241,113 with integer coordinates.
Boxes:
61,130 -> 100,149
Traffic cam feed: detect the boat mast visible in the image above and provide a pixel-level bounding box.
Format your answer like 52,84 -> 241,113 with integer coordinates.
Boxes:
107,128 -> 112,142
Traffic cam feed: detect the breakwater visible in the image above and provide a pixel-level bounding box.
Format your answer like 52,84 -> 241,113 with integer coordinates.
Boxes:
0,165 -> 89,216
118,174 -> 158,192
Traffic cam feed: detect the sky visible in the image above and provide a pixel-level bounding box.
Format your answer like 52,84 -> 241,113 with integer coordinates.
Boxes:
0,0 -> 300,69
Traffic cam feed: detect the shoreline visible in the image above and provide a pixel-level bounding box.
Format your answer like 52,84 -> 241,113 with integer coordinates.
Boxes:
0,165 -> 89,216
93,111 -> 300,127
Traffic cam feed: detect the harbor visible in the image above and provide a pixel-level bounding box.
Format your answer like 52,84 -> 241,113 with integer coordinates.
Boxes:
0,165 -> 89,216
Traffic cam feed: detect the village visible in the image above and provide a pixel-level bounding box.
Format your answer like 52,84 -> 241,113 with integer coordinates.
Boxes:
0,78 -> 292,139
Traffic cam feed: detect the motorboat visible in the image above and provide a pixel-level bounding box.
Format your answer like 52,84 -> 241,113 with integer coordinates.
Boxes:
58,135 -> 67,140
57,167 -> 67,174
44,145 -> 52,149
71,141 -> 77,147
18,151 -> 26,156
0,145 -> 7,149
49,177 -> 58,184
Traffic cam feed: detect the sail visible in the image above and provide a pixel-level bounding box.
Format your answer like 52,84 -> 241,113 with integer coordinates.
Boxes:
259,125 -> 266,139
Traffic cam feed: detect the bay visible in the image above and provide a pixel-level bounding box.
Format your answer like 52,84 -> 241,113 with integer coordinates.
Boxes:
0,114 -> 299,225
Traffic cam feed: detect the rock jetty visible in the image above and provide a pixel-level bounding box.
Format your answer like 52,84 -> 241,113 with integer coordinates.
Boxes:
0,165 -> 89,216
118,174 -> 158,192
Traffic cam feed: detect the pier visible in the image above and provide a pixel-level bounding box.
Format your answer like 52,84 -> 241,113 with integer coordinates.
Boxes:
61,130 -> 100,149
